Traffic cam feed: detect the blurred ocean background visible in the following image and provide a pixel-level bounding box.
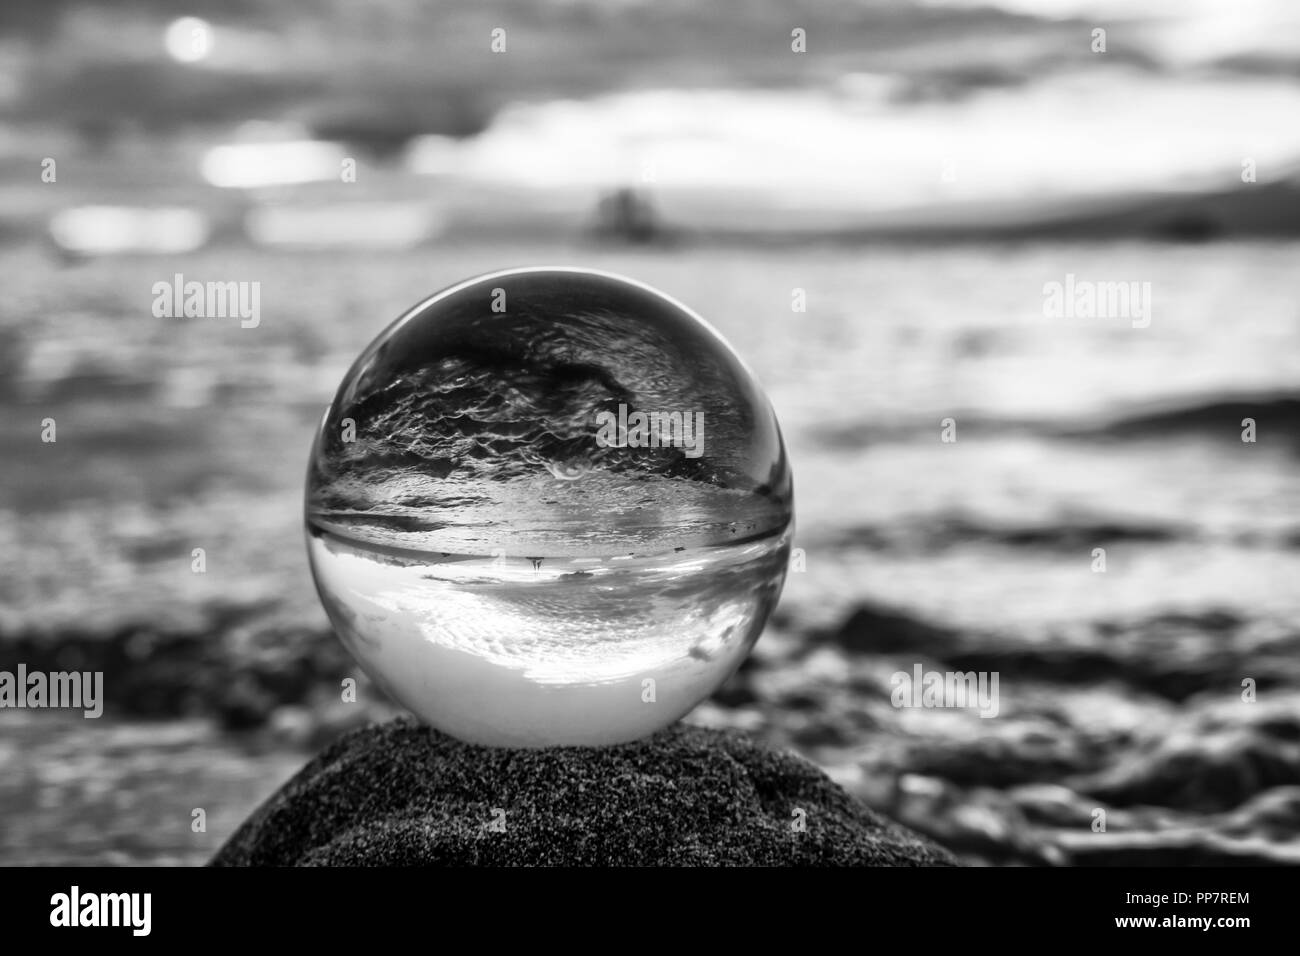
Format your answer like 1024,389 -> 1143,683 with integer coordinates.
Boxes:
2,0 -> 1300,865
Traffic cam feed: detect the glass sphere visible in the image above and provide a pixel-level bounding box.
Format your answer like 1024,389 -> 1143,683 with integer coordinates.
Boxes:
305,267 -> 793,746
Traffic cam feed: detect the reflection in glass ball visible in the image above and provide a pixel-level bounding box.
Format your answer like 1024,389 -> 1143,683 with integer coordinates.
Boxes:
306,268 -> 794,746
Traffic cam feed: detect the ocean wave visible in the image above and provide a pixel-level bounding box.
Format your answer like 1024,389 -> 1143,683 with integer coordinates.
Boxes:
805,393 -> 1300,450
818,602 -> 1298,702
827,515 -> 1188,552
1078,393 -> 1300,440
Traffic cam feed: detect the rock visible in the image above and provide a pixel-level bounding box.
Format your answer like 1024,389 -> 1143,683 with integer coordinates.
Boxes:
211,718 -> 956,866
831,604 -> 958,656
1221,786 -> 1300,840
1054,828 -> 1300,867
1069,698 -> 1300,812
855,773 -> 1064,865
865,717 -> 1095,789
828,603 -> 1295,704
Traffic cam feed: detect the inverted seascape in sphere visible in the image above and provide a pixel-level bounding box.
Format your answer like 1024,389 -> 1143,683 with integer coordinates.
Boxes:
305,268 -> 794,747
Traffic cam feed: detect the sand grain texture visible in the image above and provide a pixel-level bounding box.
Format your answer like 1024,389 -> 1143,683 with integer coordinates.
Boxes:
211,718 -> 956,866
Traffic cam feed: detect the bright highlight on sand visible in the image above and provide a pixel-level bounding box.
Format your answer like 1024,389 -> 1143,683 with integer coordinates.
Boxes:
163,17 -> 213,63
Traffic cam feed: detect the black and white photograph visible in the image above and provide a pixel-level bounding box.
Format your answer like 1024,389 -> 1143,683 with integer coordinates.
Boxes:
0,0 -> 1296,935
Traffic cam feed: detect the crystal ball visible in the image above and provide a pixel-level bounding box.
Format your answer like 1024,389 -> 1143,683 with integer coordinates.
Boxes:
305,267 -> 793,746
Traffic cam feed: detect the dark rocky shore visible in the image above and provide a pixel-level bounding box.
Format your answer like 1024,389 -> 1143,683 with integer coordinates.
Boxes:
212,719 -> 954,866
10,594 -> 1298,865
